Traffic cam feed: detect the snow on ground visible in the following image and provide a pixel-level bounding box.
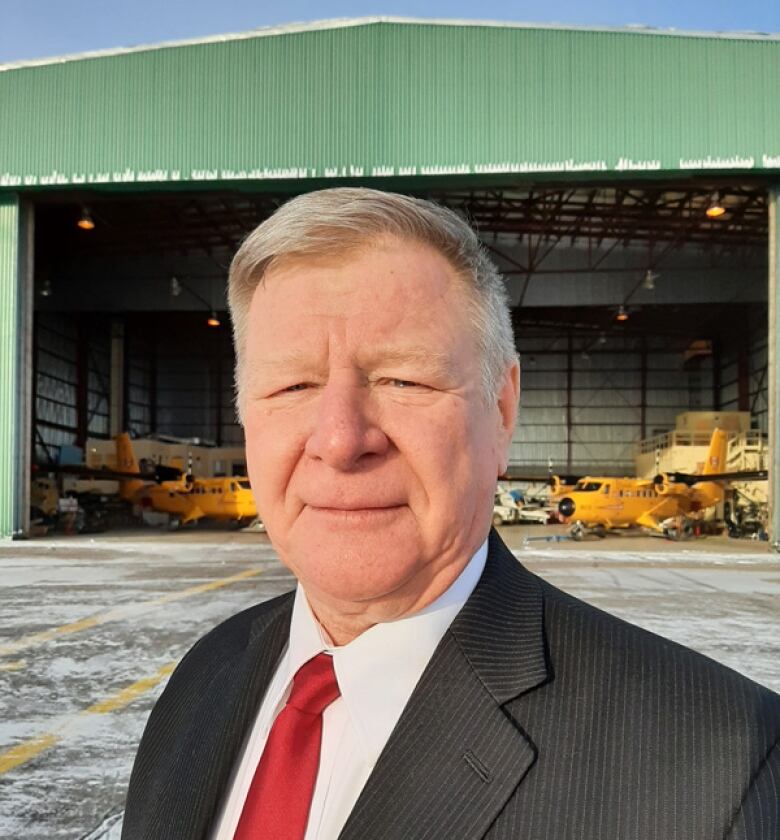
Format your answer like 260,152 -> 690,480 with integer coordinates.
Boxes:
0,528 -> 778,839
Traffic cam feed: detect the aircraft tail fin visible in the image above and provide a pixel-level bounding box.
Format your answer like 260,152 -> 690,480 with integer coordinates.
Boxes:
115,433 -> 144,500
702,428 -> 728,476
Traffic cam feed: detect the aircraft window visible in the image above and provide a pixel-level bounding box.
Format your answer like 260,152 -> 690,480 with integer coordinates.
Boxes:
230,482 -> 239,493
238,480 -> 251,490
575,481 -> 602,492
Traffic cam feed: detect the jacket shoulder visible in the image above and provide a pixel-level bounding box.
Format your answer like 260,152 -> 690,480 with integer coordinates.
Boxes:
538,575 -> 780,712
169,589 -> 295,685
504,573 -> 780,838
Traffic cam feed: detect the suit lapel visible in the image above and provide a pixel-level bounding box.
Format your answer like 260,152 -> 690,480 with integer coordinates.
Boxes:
339,531 -> 551,840
157,595 -> 294,840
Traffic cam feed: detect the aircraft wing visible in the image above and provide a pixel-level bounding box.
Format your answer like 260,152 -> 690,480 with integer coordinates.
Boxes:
661,469 -> 768,487
34,463 -> 183,483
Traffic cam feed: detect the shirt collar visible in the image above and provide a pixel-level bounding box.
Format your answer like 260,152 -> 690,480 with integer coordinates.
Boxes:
286,539 -> 488,765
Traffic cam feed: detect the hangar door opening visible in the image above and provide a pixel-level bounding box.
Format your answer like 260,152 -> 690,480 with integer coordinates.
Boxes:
26,183 -> 769,535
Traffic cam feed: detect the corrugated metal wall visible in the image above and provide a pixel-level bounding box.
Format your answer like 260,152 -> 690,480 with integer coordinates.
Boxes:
124,317 -> 240,445
511,334 -> 715,474
0,195 -> 19,536
719,307 -> 769,433
1,22 -> 779,189
33,312 -> 111,463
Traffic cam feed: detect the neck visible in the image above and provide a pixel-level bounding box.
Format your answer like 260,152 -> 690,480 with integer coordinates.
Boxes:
303,555 -> 474,646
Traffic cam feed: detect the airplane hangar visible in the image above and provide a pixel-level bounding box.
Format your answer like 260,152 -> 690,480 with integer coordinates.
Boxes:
0,18 -> 778,541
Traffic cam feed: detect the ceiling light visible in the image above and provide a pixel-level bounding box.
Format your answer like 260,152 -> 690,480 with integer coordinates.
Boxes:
40,277 -> 52,297
77,207 -> 95,230
207,311 -> 221,328
642,270 -> 658,291
170,276 -> 182,297
616,305 -> 629,322
705,194 -> 726,219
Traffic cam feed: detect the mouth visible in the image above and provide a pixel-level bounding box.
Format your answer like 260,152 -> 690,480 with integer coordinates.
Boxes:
305,504 -> 405,523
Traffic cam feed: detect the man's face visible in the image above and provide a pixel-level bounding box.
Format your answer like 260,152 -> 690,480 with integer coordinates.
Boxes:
241,235 -> 518,615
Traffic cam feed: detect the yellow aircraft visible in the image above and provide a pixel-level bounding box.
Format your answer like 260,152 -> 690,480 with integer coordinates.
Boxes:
554,429 -> 737,539
115,433 -> 257,527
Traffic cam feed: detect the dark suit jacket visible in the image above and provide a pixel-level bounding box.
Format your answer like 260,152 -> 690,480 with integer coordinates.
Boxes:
122,530 -> 780,840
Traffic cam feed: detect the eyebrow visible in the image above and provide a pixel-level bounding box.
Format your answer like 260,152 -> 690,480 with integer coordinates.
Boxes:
244,346 -> 457,378
359,346 -> 457,377
244,350 -> 320,374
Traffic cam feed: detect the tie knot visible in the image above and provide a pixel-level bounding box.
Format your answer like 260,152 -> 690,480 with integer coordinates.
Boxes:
287,653 -> 340,715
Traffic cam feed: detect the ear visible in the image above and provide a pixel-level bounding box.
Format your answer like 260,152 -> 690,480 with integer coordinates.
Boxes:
495,359 -> 521,476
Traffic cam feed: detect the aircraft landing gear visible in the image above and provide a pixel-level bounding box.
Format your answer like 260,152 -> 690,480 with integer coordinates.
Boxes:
570,521 -> 608,540
662,517 -> 696,541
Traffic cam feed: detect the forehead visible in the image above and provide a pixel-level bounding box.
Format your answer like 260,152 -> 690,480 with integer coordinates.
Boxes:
245,237 -> 473,350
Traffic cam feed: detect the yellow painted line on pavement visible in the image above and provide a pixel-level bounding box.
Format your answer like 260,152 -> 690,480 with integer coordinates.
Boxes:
0,733 -> 58,775
0,660 -> 178,776
0,568 -> 262,658
0,658 -> 26,672
85,662 -> 177,715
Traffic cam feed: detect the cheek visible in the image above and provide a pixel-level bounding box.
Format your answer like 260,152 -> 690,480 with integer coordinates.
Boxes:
392,400 -> 494,502
243,412 -> 305,514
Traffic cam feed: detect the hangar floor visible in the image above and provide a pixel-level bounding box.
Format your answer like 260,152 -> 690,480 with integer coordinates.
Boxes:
1,528 -> 778,839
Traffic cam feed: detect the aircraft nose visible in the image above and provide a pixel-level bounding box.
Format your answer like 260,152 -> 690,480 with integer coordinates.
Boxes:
558,497 -> 576,518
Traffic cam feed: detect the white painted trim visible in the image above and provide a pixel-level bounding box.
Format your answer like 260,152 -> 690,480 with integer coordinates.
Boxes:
1,16 -> 778,73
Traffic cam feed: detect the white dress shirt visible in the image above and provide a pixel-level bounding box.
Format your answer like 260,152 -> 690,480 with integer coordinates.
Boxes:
211,539 -> 488,840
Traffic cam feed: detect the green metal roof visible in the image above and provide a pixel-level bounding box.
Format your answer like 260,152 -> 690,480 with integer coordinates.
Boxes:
1,17 -> 779,192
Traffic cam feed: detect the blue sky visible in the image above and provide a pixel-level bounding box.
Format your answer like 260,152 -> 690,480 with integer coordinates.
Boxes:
2,0 -> 778,63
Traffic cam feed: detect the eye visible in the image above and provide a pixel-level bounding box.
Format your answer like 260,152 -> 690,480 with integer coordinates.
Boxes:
268,382 -> 311,396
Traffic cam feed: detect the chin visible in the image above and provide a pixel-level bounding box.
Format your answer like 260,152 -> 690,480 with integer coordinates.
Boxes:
282,520 -> 425,604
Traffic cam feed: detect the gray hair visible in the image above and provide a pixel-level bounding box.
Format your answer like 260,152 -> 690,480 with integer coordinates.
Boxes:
228,187 -> 516,419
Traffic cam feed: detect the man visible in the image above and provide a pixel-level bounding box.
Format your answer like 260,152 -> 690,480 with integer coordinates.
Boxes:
123,188 -> 780,840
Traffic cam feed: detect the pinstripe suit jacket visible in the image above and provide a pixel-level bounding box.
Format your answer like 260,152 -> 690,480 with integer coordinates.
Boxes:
122,530 -> 780,840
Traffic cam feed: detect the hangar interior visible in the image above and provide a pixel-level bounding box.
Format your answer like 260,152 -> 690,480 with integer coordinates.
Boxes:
31,180 -> 768,480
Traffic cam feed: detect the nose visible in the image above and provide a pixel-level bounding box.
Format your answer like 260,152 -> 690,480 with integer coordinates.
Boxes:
304,378 -> 389,470
558,497 -> 576,518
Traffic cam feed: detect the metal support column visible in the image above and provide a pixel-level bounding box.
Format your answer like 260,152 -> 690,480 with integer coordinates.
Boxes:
712,338 -> 721,412
0,194 -> 33,539
737,343 -> 750,411
768,187 -> 780,551
75,315 -> 89,448
109,318 -> 125,438
214,336 -> 223,448
566,332 -> 573,473
640,336 -> 648,440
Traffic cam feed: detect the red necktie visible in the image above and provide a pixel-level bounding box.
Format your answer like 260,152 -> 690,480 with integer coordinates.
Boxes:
233,652 -> 341,840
